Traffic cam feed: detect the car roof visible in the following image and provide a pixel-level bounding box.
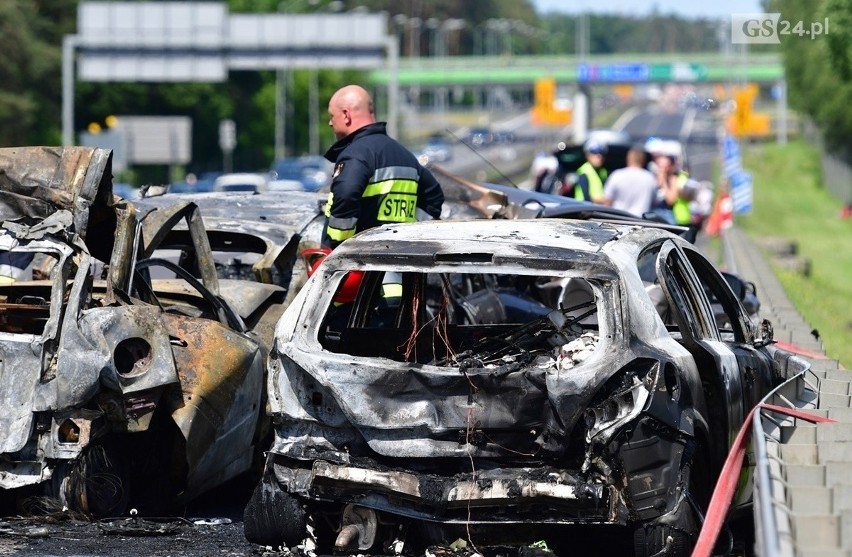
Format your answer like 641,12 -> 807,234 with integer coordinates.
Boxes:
214,172 -> 268,185
135,191 -> 325,235
327,219 -> 664,276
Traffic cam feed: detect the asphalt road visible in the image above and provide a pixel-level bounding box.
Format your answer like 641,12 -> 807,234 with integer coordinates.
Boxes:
0,475 -> 258,556
617,104 -> 720,183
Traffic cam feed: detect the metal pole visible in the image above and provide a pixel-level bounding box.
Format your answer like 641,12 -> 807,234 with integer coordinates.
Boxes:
223,150 -> 233,173
777,78 -> 787,146
274,69 -> 287,160
386,36 -> 399,139
62,35 -> 78,146
308,68 -> 319,155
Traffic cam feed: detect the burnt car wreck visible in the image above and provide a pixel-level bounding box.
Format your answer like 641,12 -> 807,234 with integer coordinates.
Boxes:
0,147 -> 282,517
245,219 -> 799,556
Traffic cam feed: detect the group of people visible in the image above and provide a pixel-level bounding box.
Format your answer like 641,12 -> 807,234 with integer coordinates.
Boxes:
569,140 -> 695,225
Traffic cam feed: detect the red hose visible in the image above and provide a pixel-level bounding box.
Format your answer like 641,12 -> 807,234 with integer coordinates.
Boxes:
773,341 -> 830,361
691,404 -> 835,557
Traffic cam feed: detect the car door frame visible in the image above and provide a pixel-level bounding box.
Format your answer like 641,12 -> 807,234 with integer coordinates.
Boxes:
655,240 -> 744,470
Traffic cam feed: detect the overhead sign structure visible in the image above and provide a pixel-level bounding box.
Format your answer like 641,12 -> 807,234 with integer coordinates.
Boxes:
76,3 -> 388,81
578,63 -> 649,83
577,63 -> 708,84
63,2 -> 396,146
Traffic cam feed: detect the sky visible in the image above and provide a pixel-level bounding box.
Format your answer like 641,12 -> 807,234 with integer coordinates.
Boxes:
531,0 -> 765,20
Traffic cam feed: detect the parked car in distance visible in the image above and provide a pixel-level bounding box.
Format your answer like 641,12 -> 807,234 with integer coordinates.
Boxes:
244,218 -> 798,556
214,173 -> 270,193
467,126 -> 494,148
271,156 -> 332,192
170,172 -> 221,194
419,134 -> 453,163
493,129 -> 516,144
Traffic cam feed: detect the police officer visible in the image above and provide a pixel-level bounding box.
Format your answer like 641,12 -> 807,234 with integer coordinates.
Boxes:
322,84 -> 444,249
572,140 -> 608,202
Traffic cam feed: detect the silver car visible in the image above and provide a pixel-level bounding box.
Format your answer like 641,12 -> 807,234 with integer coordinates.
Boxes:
245,218 -> 799,556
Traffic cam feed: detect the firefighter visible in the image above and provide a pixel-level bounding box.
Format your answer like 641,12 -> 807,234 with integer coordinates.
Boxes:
321,84 -> 444,249
315,85 -> 444,305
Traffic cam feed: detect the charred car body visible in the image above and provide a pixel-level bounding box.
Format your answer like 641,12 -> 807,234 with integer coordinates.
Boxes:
134,191 -> 327,345
245,218 -> 796,555
0,147 -> 283,516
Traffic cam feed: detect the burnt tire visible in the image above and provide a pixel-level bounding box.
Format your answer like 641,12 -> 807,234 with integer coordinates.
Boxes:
66,444 -> 130,518
243,476 -> 306,548
633,521 -> 694,557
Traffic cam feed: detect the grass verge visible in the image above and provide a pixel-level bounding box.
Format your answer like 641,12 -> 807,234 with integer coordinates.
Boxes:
737,139 -> 852,367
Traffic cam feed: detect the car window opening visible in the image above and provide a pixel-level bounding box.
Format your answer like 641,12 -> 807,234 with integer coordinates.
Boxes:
319,271 -> 601,369
0,250 -> 62,335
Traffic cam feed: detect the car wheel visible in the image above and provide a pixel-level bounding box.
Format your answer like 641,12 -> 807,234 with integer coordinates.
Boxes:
65,444 -> 130,517
633,521 -> 694,557
244,476 -> 306,548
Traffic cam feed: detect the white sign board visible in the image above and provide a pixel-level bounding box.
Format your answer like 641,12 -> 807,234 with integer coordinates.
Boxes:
77,3 -> 388,80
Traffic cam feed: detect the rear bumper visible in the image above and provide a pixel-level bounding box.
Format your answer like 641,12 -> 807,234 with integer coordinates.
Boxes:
273,459 -> 624,525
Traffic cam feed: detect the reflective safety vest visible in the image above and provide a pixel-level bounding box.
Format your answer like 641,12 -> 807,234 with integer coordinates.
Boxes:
672,171 -> 692,225
574,162 -> 607,201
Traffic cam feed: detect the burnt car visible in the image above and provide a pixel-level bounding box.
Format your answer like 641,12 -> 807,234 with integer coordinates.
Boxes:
0,147 -> 282,517
134,191 -> 327,345
244,218 -> 791,555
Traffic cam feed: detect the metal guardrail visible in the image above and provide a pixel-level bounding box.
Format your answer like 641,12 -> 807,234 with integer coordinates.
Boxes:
752,353 -> 819,557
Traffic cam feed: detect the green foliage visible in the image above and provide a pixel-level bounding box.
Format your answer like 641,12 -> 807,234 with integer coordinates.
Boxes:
0,0 -> 67,146
774,0 -> 852,148
737,140 -> 852,366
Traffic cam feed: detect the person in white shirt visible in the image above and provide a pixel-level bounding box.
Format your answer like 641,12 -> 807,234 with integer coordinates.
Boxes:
599,147 -> 658,217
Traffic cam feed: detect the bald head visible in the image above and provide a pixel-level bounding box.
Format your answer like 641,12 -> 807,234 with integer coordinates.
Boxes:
328,85 -> 376,139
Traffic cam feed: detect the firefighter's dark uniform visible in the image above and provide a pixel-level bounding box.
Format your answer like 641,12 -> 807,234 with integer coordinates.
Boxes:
322,122 -> 444,249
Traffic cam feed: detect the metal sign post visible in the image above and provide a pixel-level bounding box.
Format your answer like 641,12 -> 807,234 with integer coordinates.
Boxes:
219,119 -> 236,173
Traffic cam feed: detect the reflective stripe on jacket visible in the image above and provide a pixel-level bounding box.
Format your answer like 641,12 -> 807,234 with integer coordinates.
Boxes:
574,162 -> 607,201
322,122 -> 444,248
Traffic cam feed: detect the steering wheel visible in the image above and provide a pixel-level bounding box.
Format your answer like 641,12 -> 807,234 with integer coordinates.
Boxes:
134,257 -> 245,332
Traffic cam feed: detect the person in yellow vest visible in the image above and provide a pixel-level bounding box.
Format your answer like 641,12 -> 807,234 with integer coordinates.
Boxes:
653,154 -> 693,225
571,140 -> 608,202
322,84 -> 444,249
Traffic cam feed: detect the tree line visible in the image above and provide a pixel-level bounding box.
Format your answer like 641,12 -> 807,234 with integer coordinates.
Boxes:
772,0 -> 852,154
1,0 -> 761,183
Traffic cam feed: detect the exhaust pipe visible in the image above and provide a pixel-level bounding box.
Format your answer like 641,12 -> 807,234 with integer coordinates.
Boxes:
334,505 -> 377,551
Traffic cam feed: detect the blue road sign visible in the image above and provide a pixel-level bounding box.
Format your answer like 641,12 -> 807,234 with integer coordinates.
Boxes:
730,170 -> 753,214
578,63 -> 650,83
722,135 -> 742,178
